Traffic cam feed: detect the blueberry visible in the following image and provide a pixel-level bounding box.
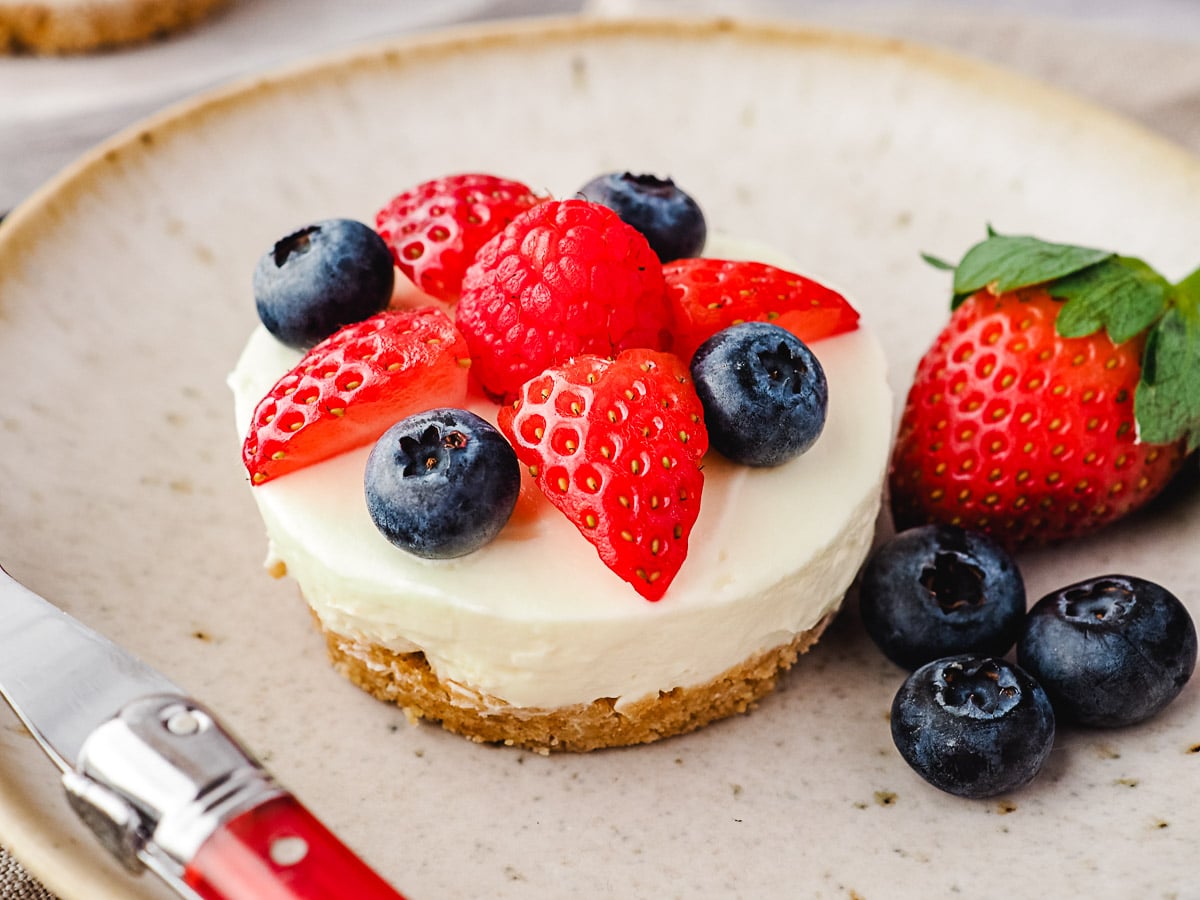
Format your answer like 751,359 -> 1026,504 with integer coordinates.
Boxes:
364,409 -> 520,559
254,218 -> 394,349
577,172 -> 706,262
1017,575 -> 1197,727
891,655 -> 1055,799
689,322 -> 827,467
860,525 -> 1026,670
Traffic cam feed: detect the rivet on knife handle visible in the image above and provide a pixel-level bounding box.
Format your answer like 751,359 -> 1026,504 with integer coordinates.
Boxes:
63,693 -> 406,899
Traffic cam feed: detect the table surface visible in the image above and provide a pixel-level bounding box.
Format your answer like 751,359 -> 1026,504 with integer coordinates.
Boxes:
3,0 -> 1200,896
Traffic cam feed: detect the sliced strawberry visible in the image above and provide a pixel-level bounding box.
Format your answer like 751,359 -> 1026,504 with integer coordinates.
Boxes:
243,308 -> 470,485
375,174 -> 544,304
663,258 -> 860,363
498,349 -> 708,601
456,199 -> 672,400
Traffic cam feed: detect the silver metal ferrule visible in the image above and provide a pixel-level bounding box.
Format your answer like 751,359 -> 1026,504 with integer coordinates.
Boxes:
62,694 -> 286,878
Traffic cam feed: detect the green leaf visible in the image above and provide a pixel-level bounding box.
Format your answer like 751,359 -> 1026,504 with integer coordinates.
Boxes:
1051,256 -> 1170,344
921,252 -> 955,271
1173,263 -> 1200,315
1135,306 -> 1200,450
953,234 -> 1113,296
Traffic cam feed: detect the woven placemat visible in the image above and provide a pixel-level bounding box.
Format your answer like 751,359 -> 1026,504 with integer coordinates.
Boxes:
0,850 -> 56,900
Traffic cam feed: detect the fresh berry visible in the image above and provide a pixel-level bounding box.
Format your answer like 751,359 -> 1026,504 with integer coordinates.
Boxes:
1017,575 -> 1197,727
364,408 -> 520,559
456,199 -> 672,400
242,308 -> 470,485
859,525 -> 1026,670
689,322 -> 827,467
663,258 -> 860,363
375,173 -> 543,303
891,655 -> 1055,799
577,172 -> 706,262
890,230 -> 1200,548
497,349 -> 708,601
253,219 -> 394,349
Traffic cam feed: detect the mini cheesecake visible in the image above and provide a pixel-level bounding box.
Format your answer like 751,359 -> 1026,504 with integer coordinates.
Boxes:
229,235 -> 892,752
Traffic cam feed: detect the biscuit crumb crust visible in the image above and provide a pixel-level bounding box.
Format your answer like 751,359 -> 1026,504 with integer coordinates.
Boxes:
319,611 -> 836,753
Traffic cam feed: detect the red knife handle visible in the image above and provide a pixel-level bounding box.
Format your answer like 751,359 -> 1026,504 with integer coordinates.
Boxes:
183,794 -> 406,900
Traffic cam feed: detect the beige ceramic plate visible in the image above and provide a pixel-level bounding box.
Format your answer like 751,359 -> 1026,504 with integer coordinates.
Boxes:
2,16 -> 1199,900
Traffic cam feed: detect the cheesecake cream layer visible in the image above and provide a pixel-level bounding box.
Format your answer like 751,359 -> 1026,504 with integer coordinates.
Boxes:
229,237 -> 893,712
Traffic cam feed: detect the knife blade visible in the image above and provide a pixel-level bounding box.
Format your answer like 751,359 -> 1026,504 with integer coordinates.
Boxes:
0,567 -> 181,772
0,564 -> 408,900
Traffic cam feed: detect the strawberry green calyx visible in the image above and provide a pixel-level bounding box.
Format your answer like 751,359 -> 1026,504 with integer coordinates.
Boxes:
926,229 -> 1200,451
1139,273 -> 1200,450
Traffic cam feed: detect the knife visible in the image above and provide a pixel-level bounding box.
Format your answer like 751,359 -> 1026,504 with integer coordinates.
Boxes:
0,564 -> 407,900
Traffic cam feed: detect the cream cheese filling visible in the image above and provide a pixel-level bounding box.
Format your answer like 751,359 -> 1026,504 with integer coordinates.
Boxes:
229,235 -> 893,711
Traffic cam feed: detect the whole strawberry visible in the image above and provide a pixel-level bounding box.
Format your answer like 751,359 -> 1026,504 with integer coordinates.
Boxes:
243,308 -> 470,484
456,199 -> 672,400
664,258 -> 860,363
890,230 -> 1199,548
498,348 -> 708,601
375,173 -> 544,303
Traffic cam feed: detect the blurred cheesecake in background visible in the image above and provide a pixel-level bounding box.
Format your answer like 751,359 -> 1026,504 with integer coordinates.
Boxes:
0,0 -> 231,53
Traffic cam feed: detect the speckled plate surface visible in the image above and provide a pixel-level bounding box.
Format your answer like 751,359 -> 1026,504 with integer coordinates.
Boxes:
1,15 -> 1198,900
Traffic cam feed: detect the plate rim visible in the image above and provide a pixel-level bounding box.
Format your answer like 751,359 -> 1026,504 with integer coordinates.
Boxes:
5,12 -> 1200,265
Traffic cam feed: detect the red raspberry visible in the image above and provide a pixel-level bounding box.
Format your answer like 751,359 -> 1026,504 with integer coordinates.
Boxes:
455,199 -> 672,400
375,174 -> 543,303
498,349 -> 708,601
